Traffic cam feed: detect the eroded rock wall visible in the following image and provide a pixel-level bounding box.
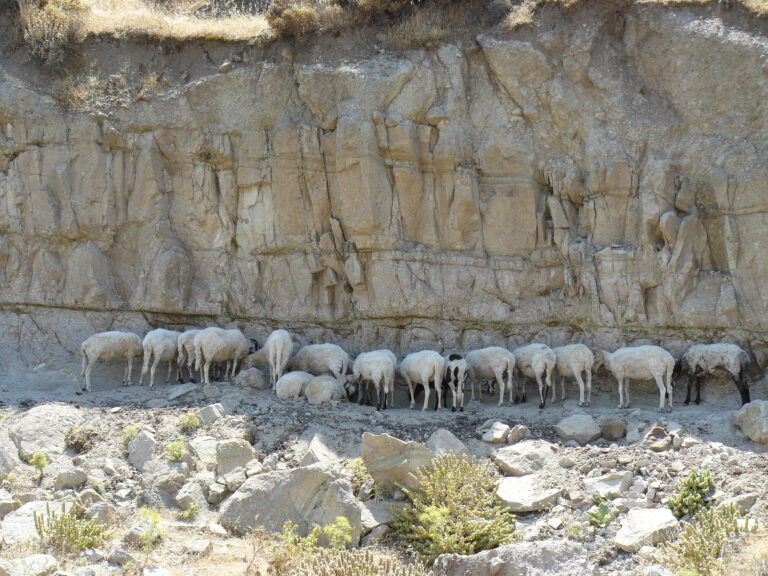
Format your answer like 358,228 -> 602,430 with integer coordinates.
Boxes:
0,2 -> 766,364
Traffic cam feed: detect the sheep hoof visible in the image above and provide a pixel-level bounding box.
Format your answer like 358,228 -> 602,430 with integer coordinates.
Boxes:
451,406 -> 456,412
578,402 -> 584,407
538,402 -> 545,409
460,407 -> 464,412
585,402 -> 590,407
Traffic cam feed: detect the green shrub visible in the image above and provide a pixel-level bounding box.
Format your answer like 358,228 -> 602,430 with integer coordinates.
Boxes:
178,501 -> 199,521
34,502 -> 111,552
290,547 -> 428,576
668,469 -> 715,518
139,507 -> 164,555
29,450 -> 47,482
122,424 -> 141,445
19,0 -> 86,68
177,411 -> 201,433
165,436 -> 186,462
345,458 -> 372,495
391,453 -> 518,565
587,501 -> 619,527
662,504 -> 756,576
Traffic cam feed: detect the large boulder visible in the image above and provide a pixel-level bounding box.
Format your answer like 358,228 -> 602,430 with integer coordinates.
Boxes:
0,432 -> 22,478
1,501 -> 73,546
493,440 -> 556,476
554,414 -> 601,446
615,508 -> 679,552
496,475 -> 561,513
9,405 -> 84,459
432,539 -> 595,575
216,439 -> 258,476
360,433 -> 433,492
218,463 -> 362,544
733,400 -> 768,443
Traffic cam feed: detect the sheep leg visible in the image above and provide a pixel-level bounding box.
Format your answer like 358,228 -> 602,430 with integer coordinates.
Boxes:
684,373 -> 695,405
126,355 -> 134,386
447,380 -> 457,412
654,373 -> 668,412
584,368 -> 592,407
149,355 -> 162,388
617,376 -> 625,409
623,379 -> 631,409
83,359 -> 93,393
470,379 -> 476,402
560,376 -> 566,402
492,369 -> 506,407
572,366 -> 586,407
422,380 -> 431,412
139,353 -> 151,386
536,371 -> 547,409
404,374 -> 415,409
203,361 -> 211,385
165,359 -> 173,384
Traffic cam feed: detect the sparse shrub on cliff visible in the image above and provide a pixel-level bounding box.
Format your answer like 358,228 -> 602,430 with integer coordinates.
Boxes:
391,453 -> 519,565
177,411 -> 201,433
266,0 -> 321,37
19,0 -> 86,68
668,469 -> 715,519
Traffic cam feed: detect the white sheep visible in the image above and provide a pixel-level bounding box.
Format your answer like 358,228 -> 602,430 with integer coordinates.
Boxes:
194,327 -> 250,385
305,374 -> 353,405
80,331 -> 143,393
679,343 -> 751,406
352,350 -> 397,410
246,329 -> 293,389
274,371 -> 314,401
399,350 -> 446,411
552,344 -> 594,407
139,329 -> 182,388
177,329 -> 202,383
442,353 -> 468,412
291,343 -> 349,384
593,345 -> 675,412
512,343 -> 556,409
465,347 -> 516,406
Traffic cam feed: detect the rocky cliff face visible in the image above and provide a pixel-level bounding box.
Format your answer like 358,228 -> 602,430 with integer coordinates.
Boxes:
0,2 -> 766,366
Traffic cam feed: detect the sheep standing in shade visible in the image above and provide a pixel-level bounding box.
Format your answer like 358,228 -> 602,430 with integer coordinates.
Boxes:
246,329 -> 293,389
177,329 -> 202,383
512,343 -> 556,408
140,329 -> 182,388
274,371 -> 314,401
553,344 -> 594,407
442,353 -> 469,412
352,350 -> 397,410
679,343 -> 751,406
291,343 -> 349,384
80,331 -> 143,393
194,327 -> 250,385
465,347 -> 516,406
594,345 -> 675,412
399,350 -> 446,411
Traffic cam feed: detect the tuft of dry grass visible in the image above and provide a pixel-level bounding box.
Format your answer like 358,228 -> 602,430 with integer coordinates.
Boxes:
82,0 -> 269,40
382,0 -> 489,50
19,0 -> 87,67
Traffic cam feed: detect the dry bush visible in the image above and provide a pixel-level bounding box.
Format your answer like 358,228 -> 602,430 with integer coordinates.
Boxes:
382,0 -> 487,50
504,0 -> 537,29
267,0 -> 321,37
19,0 -> 86,67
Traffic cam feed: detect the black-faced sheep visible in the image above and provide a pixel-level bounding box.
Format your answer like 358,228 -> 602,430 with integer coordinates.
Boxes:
678,343 -> 751,406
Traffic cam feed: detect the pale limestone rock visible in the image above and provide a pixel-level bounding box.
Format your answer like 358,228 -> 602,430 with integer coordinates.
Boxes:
427,429 -> 468,456
615,508 -> 679,552
187,436 -> 218,471
54,467 -> 87,491
432,540 -> 594,575
233,368 -> 268,390
360,433 -> 433,492
218,463 -> 362,544
85,501 -> 118,526
0,490 -> 20,520
1,501 -> 72,545
554,414 -> 601,446
9,405 -> 83,460
493,440 -> 556,476
718,493 -> 758,514
216,439 -> 257,475
0,432 -> 22,478
127,431 -> 157,472
583,472 -> 634,498
176,480 -> 206,511
196,404 -> 225,426
298,434 -> 340,467
0,554 -> 57,576
505,424 -> 531,444
481,422 -> 510,444
600,417 -> 627,441
183,539 -> 212,555
733,401 -> 768,443
496,475 -> 561,512
643,426 -> 673,452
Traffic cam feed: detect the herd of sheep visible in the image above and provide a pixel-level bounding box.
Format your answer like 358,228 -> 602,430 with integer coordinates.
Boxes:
78,328 -> 753,413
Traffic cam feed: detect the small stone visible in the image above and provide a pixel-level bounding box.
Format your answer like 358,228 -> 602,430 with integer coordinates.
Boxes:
183,539 -> 213,555
167,383 -> 198,400
222,468 -> 246,492
207,483 -> 228,505
54,468 -> 88,491
202,385 -> 221,399
197,404 -> 225,426
548,517 -> 563,529
600,417 -> 627,441
482,422 -> 510,443
554,414 -> 601,446
505,424 -> 531,444
246,460 -> 264,477
559,456 -> 576,469
615,508 -> 679,552
208,523 -> 228,536
219,61 -> 233,74
0,554 -> 57,576
643,426 -> 673,452
427,429 -> 468,456
107,544 -> 136,566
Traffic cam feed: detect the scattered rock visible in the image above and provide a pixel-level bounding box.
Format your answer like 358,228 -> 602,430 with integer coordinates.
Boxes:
222,468 -> 247,492
54,467 -> 87,491
196,404 -> 224,426
432,540 -> 595,575
615,508 -> 679,552
218,463 -> 362,544
554,414 -> 601,446
600,417 -> 627,441
1,501 -> 72,545
0,431 -> 22,478
481,422 -> 510,443
183,539 -> 212,555
143,460 -> 190,496
206,483 -> 228,505
202,385 -> 221,399
187,436 -> 218,471
85,501 -> 118,526
0,554 -> 57,576
216,439 -> 257,476
733,400 -> 768,443
127,431 -> 157,472
496,475 -> 561,512
718,492 -> 758,514
234,368 -> 268,390
360,433 -> 433,492
0,489 -> 20,519
167,383 -> 198,400
506,424 -> 531,444
427,429 -> 468,456
583,471 -> 634,498
298,434 -> 341,467
493,440 -> 556,476
176,481 -> 206,511
643,427 -> 673,452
